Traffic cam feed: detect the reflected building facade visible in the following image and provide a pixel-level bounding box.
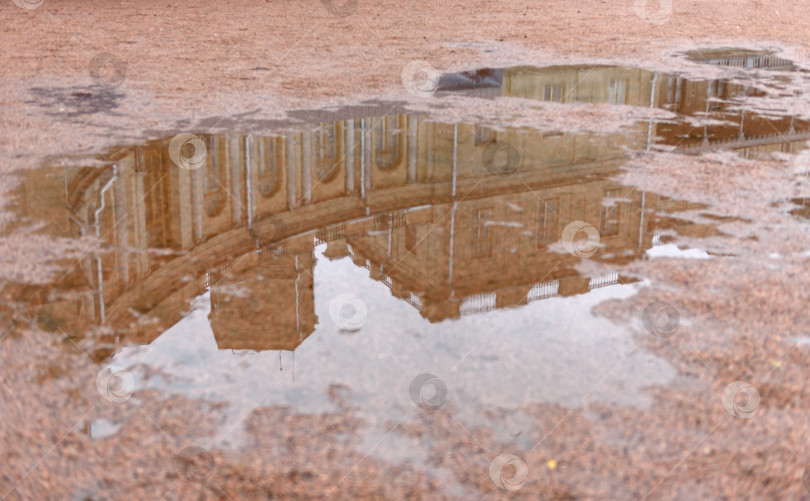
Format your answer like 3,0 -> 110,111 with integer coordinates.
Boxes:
38,62 -> 809,350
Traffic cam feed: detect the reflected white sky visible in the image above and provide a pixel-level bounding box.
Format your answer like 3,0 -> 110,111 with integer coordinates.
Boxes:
107,245 -> 676,464
646,243 -> 711,259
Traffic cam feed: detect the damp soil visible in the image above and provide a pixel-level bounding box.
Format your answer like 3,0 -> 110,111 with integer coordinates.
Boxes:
4,48 -> 810,500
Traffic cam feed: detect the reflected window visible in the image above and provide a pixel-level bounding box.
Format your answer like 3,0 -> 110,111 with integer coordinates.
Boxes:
143,148 -> 172,247
259,137 -> 283,197
600,189 -> 621,236
313,123 -> 341,182
707,80 -> 725,111
144,148 -> 161,171
537,199 -> 558,245
544,84 -> 564,102
373,214 -> 390,231
474,125 -> 497,146
133,147 -> 147,173
473,209 -> 494,258
658,194 -> 688,211
609,78 -> 628,104
204,136 -> 225,217
405,226 -> 418,255
790,197 -> 810,219
373,116 -> 403,170
715,79 -> 728,100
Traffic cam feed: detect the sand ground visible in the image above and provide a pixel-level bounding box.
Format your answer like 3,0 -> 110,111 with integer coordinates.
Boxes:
3,1 -> 810,499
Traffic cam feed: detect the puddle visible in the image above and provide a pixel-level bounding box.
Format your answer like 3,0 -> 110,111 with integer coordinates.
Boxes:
5,49 -> 810,498
789,196 -> 810,219
684,47 -> 798,71
88,418 -> 121,440
436,61 -> 810,157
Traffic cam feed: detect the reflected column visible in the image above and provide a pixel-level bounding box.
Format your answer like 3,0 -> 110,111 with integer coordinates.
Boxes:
245,135 -> 256,231
363,118 -> 372,199
286,132 -> 297,209
407,115 -> 418,183
190,156 -> 204,243
345,119 -> 355,194
302,126 -> 312,204
113,169 -> 129,286
132,151 -> 149,276
448,124 -> 458,285
228,136 -> 243,225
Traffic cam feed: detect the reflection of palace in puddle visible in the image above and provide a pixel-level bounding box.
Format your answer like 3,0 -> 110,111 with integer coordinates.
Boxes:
479,57 -> 810,156
58,61 -> 809,352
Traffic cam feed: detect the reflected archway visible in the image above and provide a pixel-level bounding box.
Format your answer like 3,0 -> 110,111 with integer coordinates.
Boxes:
204,135 -> 226,217
313,123 -> 341,183
258,136 -> 283,197
373,115 -> 403,170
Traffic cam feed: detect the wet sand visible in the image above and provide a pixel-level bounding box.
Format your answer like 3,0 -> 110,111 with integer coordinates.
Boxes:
2,0 -> 810,167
